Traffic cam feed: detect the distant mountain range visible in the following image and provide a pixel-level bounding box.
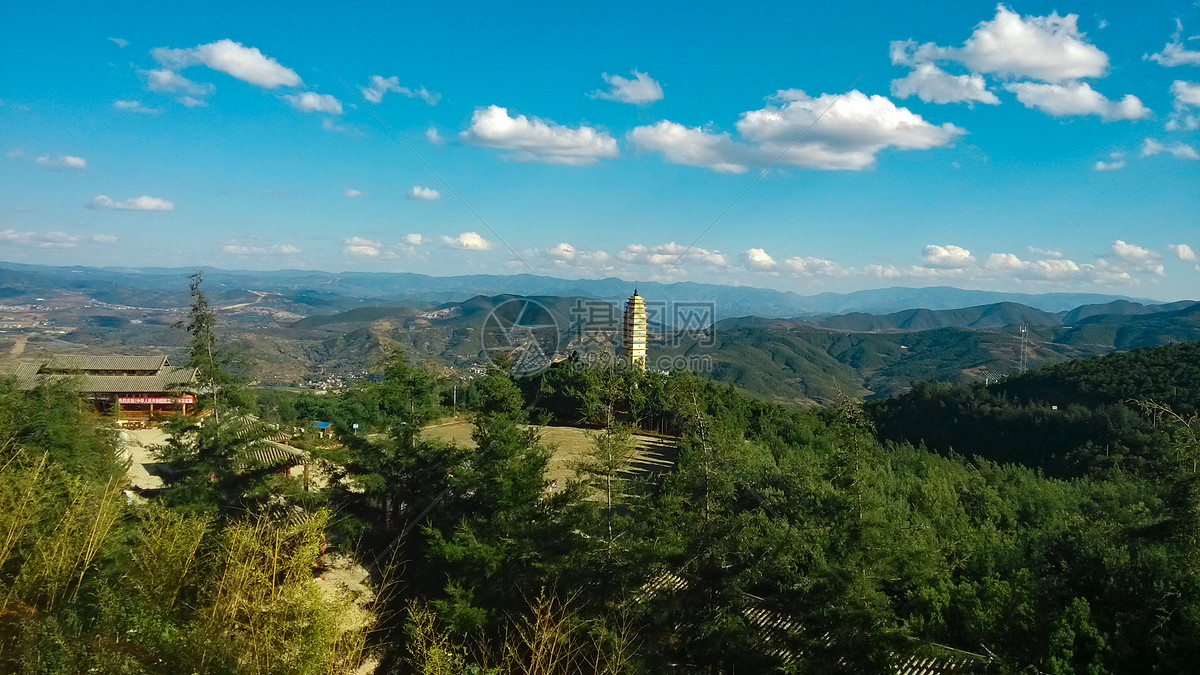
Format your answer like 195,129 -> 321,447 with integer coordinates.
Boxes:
3,260 -> 1197,403
0,261 -> 1178,319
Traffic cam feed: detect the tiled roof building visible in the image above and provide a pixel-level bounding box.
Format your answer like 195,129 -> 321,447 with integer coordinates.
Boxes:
11,353 -> 199,424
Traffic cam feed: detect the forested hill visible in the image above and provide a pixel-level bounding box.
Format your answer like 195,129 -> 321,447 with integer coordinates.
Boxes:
993,340 -> 1200,413
816,301 -> 1061,331
869,341 -> 1200,478
660,300 -> 1199,402
813,298 -> 1198,332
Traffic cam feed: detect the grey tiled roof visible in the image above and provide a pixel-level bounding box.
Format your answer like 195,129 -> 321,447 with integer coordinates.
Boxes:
40,354 -> 170,372
10,355 -> 197,393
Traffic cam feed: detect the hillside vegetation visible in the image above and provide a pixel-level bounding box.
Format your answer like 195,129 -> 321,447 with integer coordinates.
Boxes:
6,274 -> 1200,673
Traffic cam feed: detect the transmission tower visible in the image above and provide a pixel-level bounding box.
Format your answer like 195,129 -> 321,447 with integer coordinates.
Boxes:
1018,325 -> 1029,374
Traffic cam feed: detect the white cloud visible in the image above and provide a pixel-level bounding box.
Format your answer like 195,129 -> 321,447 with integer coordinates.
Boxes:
285,92 -> 342,114
590,70 -> 664,104
548,242 -> 576,261
403,233 -> 424,246
141,68 -> 213,106
956,5 -> 1108,82
151,39 -> 301,88
783,256 -> 843,277
1110,240 -> 1164,275
441,231 -> 493,251
922,244 -> 975,267
1093,157 -> 1125,170
890,62 -> 999,106
1028,258 -> 1084,280
342,188 -> 366,198
359,76 -> 440,105
460,105 -> 619,165
985,252 -> 1026,270
88,195 -> 174,211
406,186 -> 441,200
1027,246 -> 1064,259
1146,20 -> 1200,67
343,236 -> 382,258
222,242 -> 301,256
1142,138 -> 1199,159
426,127 -> 445,145
737,90 -> 966,170
35,154 -> 87,169
743,247 -> 777,270
107,37 -> 128,48
1167,80 -> 1200,130
5,149 -> 24,158
1169,243 -> 1197,262
1172,80 -> 1200,107
321,118 -> 357,134
631,89 -> 964,173
113,99 -> 161,114
1005,81 -> 1150,120
628,121 -> 749,173
617,242 -> 728,268
0,230 -> 117,248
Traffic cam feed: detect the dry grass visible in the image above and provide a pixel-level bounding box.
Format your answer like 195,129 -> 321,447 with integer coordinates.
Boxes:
422,417 -> 675,487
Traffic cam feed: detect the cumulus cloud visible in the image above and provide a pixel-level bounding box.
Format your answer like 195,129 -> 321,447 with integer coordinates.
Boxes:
107,37 -> 128,48
743,248 -> 776,270
548,242 -> 576,261
1027,246 -> 1064,259
783,256 -> 843,277
222,242 -> 301,256
285,92 -> 342,114
1169,243 -> 1197,262
957,5 -> 1108,81
1167,80 -> 1200,130
342,188 -> 366,198
1111,240 -> 1164,275
151,39 -> 301,88
1,230 -> 117,248
1142,138 -> 1199,160
113,99 -> 161,114
403,233 -> 424,246
441,231 -> 493,250
1146,20 -> 1200,67
1005,81 -> 1150,120
631,89 -> 964,173
738,90 -> 966,169
628,121 -> 750,173
406,186 -> 441,200
141,68 -> 214,106
35,154 -> 87,169
460,105 -> 619,165
88,195 -> 174,211
922,244 -> 975,267
343,236 -> 382,258
617,242 -> 728,268
1093,152 -> 1125,170
890,62 -> 999,106
5,149 -> 24,159
590,70 -> 664,104
359,76 -> 440,105
426,126 -> 445,145
985,252 -> 1026,270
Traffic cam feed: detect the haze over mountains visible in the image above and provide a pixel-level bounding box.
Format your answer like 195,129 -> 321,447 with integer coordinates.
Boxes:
2,262 -> 1197,404
0,261 -> 1169,319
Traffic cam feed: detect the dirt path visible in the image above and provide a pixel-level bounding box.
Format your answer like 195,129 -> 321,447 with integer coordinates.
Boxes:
8,336 -> 27,356
122,427 -> 170,491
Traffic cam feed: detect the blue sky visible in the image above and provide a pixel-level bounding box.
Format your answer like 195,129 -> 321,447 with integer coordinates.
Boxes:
2,0 -> 1198,300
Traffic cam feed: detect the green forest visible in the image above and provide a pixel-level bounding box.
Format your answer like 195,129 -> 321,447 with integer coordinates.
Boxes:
2,282 -> 1199,673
